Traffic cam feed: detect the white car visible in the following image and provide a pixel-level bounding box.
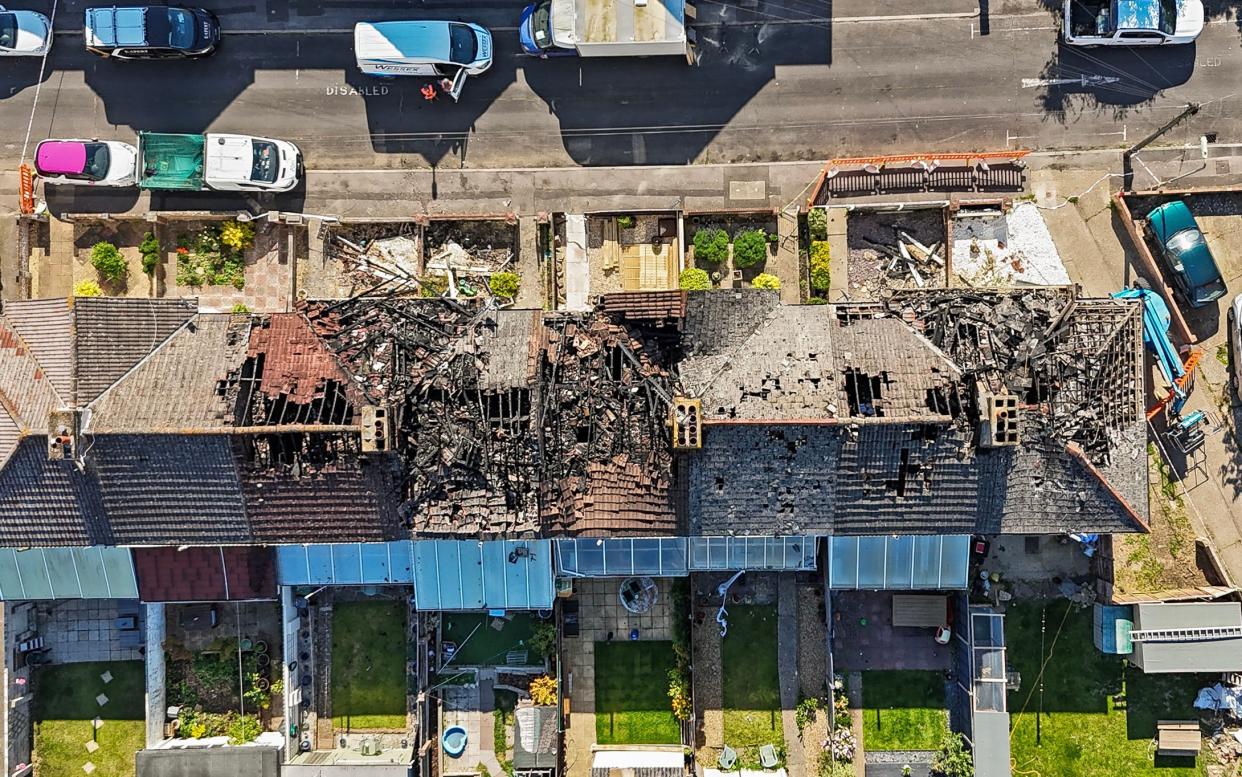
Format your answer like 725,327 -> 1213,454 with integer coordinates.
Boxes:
0,5 -> 52,56
1062,0 -> 1204,47
203,134 -> 301,192
1230,294 -> 1242,401
35,139 -> 138,186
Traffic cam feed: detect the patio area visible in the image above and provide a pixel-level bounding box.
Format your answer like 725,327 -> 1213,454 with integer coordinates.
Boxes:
33,660 -> 145,777
830,592 -> 952,672
31,599 -> 145,665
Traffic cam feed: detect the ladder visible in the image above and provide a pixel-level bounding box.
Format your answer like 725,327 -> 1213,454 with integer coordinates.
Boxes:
1130,626 -> 1242,643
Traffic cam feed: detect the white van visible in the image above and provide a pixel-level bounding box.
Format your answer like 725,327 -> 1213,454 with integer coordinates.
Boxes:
353,20 -> 492,101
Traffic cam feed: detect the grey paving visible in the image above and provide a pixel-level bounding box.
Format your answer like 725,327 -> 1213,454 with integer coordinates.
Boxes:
37,600 -> 144,665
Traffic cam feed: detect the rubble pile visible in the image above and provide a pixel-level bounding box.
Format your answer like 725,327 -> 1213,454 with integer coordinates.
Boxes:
847,211 -> 946,296
883,288 -> 1141,464
301,297 -> 676,536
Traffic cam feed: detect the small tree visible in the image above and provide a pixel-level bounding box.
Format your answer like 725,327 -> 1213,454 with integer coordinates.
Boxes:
489,271 -> 521,299
90,241 -> 128,283
692,227 -> 729,264
732,229 -> 768,269
139,232 -> 160,276
751,272 -> 780,290
529,675 -> 558,706
219,220 -> 255,252
529,621 -> 557,658
808,207 -> 828,241
679,268 -> 711,291
930,732 -> 973,777
810,240 -> 831,293
73,279 -> 103,298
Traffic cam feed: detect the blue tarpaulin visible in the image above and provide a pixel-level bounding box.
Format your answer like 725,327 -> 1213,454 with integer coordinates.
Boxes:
0,547 -> 139,600
828,534 -> 970,590
413,540 -> 554,611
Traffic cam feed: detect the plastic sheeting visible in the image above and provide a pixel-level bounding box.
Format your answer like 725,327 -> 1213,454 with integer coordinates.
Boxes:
0,546 -> 139,600
555,536 -> 817,577
275,542 -> 416,586
413,540 -> 554,611
1195,684 -> 1242,716
828,534 -> 970,590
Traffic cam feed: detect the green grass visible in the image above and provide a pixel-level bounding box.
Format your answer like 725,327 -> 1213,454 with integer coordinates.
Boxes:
331,600 -> 408,731
861,670 -> 948,751
34,661 -> 145,777
1007,600 -> 1213,777
442,613 -> 536,667
721,605 -> 782,767
594,640 -> 680,745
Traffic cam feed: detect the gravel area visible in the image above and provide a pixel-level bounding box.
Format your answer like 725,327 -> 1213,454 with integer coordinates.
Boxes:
692,604 -> 723,754
796,586 -> 828,698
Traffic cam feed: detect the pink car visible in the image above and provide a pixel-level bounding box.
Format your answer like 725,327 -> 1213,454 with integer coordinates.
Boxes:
35,139 -> 138,186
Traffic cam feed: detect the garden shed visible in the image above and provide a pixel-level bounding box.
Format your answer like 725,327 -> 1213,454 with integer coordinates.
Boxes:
1130,601 -> 1242,673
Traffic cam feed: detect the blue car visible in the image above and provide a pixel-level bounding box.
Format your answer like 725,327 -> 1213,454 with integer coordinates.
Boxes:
1147,200 -> 1227,308
519,0 -> 576,57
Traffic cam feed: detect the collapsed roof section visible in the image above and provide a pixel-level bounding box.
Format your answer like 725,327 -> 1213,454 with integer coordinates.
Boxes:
301,297 -> 680,538
683,288 -> 1147,537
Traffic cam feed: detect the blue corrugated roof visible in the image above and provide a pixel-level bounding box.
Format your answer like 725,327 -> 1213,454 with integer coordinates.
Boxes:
414,540 -> 553,611
276,542 -> 416,586
0,546 -> 138,600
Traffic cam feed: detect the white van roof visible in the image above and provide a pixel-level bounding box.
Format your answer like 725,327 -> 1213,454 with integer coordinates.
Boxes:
354,20 -> 453,65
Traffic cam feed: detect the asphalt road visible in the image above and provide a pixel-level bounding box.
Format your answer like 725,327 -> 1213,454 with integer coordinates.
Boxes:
1,0 -> 1241,171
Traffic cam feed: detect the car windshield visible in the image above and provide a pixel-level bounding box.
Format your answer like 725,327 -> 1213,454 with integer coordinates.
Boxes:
1158,0 -> 1176,33
449,23 -> 477,65
530,1 -> 554,49
0,13 -> 17,49
1195,279 -> 1227,304
83,143 -> 112,179
167,8 -> 195,48
251,140 -> 278,183
1167,228 -> 1204,257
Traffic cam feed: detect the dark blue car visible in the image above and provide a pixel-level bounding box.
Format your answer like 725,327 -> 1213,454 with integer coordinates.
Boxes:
519,0 -> 576,57
1148,200 -> 1227,308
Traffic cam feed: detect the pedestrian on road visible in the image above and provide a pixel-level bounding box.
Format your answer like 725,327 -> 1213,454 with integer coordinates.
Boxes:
421,83 -> 437,102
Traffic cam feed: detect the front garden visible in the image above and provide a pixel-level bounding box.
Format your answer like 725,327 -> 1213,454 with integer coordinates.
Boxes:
34,661 -> 145,777
165,635 -> 280,744
331,600 -> 408,731
684,214 -> 780,292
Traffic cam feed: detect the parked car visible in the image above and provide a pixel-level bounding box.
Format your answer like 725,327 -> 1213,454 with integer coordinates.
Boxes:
34,139 -> 138,186
1062,0 -> 1204,47
1147,199 -> 1226,308
354,20 -> 492,101
85,5 -> 219,59
0,5 -> 51,56
1229,294 -> 1242,399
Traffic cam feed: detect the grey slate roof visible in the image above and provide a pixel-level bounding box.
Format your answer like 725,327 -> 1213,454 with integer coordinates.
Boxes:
87,315 -> 248,432
137,746 -> 280,777
73,297 -> 197,404
0,437 -> 108,545
3,299 -> 73,400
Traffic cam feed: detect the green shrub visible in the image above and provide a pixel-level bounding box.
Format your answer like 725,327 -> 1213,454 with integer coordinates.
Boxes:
489,271 -> 521,299
751,272 -> 780,290
692,228 -> 729,264
226,714 -> 263,745
680,268 -> 711,291
806,296 -> 828,305
808,207 -> 828,241
732,229 -> 768,269
231,303 -> 251,314
529,621 -> 557,658
810,240 -> 831,293
931,732 -> 973,777
140,232 -> 160,275
616,215 -> 635,229
175,227 -> 246,289
795,696 -> 819,731
73,279 -> 103,298
419,275 -> 449,298
90,241 -> 128,283
220,220 -> 255,252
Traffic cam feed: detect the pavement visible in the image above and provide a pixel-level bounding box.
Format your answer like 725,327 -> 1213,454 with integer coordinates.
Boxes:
2,0 -> 1242,173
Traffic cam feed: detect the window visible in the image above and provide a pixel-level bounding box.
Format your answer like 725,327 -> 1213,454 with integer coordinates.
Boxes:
0,13 -> 17,49
82,143 -> 112,180
167,8 -> 195,49
529,1 -> 555,50
449,23 -> 478,65
251,140 -> 278,183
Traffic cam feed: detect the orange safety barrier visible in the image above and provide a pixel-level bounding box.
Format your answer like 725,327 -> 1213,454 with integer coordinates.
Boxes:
824,150 -> 1031,167
18,164 -> 35,215
1146,348 -> 1201,420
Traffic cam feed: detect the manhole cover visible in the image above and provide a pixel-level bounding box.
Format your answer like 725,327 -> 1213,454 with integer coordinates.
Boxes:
1216,160 -> 1232,175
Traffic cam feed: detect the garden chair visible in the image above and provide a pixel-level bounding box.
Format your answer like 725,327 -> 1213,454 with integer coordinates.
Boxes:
759,744 -> 778,769
718,746 -> 737,770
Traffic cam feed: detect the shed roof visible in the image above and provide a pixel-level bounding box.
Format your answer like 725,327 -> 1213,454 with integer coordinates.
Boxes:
136,746 -> 280,777
1132,601 -> 1242,673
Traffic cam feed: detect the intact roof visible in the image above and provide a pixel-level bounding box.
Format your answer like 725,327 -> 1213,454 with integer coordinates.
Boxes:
133,545 -> 276,601
72,297 -> 197,404
1132,601 -> 1242,673
0,315 -> 65,461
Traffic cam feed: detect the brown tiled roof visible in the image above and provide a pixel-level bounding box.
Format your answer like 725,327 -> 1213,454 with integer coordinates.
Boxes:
73,298 -> 197,404
3,299 -> 73,400
247,314 -> 358,404
598,291 -> 687,323
87,315 -> 249,432
547,458 -> 679,536
133,545 -> 276,601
